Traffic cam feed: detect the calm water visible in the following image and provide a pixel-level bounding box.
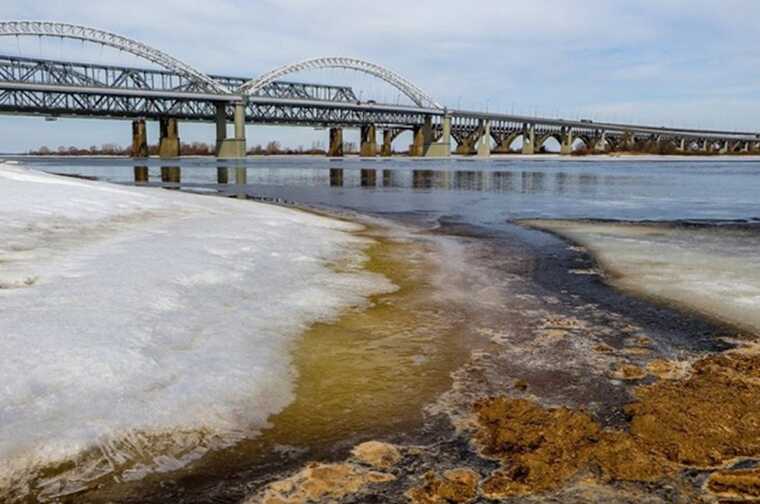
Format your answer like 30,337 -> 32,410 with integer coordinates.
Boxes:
14,156 -> 760,226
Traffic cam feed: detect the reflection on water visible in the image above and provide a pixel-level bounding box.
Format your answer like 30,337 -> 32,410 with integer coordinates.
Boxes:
217,166 -> 228,184
360,168 -> 376,187
134,166 -> 149,184
133,164 -> 617,194
160,166 -> 181,189
25,157 -> 760,223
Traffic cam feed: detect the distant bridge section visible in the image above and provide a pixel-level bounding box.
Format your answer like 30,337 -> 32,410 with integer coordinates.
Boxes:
0,19 -> 758,159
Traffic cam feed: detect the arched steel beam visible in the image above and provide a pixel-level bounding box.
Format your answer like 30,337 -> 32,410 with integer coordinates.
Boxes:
240,57 -> 442,109
0,21 -> 230,94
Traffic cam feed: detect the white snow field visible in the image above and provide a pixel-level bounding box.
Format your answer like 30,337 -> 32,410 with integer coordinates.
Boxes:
526,220 -> 760,335
0,164 -> 395,500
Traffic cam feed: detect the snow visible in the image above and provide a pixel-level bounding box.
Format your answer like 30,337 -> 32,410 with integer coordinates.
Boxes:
0,165 -> 395,500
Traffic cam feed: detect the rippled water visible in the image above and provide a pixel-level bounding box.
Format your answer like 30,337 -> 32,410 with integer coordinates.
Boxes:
15,156 -> 760,225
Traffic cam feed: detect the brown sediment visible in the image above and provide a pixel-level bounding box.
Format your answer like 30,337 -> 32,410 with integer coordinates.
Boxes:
627,350 -> 760,467
351,441 -> 401,470
407,468 -> 480,503
473,398 -> 672,498
609,362 -> 648,380
469,346 -> 760,499
645,358 -> 691,380
707,467 -> 760,499
251,462 -> 395,504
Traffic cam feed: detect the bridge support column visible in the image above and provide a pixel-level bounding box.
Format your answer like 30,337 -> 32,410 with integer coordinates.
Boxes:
593,132 -> 608,153
455,133 -> 477,155
424,114 -> 451,157
360,124 -> 378,157
131,119 -> 148,158
560,127 -> 574,155
217,102 -> 247,159
381,129 -> 394,157
719,140 -> 730,154
521,123 -> 536,154
158,118 -> 180,159
215,103 -> 227,152
410,125 -> 425,157
476,120 -> 491,157
328,128 -> 344,157
677,138 -> 686,153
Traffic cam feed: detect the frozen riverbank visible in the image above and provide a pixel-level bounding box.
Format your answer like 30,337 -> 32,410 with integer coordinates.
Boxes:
0,165 -> 395,501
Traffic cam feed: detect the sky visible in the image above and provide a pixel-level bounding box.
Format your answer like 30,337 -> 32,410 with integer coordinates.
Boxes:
0,0 -> 758,152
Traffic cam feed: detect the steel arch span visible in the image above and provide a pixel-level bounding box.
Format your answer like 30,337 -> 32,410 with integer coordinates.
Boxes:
240,57 -> 442,109
0,21 -> 229,94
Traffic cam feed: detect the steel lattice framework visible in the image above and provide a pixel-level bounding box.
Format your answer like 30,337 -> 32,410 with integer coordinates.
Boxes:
0,21 -> 230,94
0,54 -> 358,102
240,57 -> 442,109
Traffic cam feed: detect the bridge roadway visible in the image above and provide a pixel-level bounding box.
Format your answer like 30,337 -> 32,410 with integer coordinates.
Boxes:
0,53 -> 758,158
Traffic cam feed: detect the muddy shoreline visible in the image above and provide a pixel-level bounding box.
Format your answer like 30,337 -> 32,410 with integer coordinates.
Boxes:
50,215 -> 760,503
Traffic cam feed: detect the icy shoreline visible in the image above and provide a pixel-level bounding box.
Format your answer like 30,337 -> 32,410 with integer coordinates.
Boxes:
523,219 -> 760,335
0,164 -> 395,501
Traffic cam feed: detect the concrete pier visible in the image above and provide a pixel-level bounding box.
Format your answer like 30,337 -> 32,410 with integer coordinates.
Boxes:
410,126 -> 425,157
454,136 -> 477,155
381,129 -> 396,157
133,165 -> 149,184
328,128 -> 344,157
131,119 -> 148,158
360,124 -> 378,157
476,120 -> 491,157
158,118 -> 180,159
216,102 -> 247,159
423,115 -> 452,157
560,127 -> 574,155
521,123 -> 536,155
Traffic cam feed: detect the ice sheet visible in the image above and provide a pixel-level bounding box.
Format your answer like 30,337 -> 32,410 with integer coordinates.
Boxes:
0,165 -> 395,500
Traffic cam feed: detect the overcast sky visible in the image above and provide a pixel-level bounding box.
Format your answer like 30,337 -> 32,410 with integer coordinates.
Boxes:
0,0 -> 758,152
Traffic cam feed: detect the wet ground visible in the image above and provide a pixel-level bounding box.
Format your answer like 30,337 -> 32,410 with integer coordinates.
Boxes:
65,214 -> 758,503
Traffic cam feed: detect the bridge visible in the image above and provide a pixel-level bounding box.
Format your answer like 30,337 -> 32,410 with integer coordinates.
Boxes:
0,20 -> 758,159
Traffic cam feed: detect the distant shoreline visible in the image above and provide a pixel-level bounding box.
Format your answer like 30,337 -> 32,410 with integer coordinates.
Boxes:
5,153 -> 760,162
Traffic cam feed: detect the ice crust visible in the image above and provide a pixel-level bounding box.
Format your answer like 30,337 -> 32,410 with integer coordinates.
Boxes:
0,165 -> 395,500
528,220 -> 760,335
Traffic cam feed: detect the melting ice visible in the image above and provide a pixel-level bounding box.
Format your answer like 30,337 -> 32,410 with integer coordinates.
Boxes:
526,219 -> 760,335
0,165 -> 395,500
